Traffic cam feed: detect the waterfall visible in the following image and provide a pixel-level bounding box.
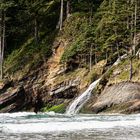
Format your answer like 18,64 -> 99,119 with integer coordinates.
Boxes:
66,79 -> 101,115
66,54 -> 128,115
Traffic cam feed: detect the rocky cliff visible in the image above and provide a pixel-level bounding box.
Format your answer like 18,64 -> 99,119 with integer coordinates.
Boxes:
0,36 -> 106,113
0,13 -> 140,114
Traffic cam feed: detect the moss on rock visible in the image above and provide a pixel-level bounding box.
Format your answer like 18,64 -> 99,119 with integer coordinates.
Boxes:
42,103 -> 66,113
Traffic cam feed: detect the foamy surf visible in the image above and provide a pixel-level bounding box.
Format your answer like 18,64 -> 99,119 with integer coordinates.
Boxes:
0,112 -> 36,118
0,113 -> 140,134
1,119 -> 140,134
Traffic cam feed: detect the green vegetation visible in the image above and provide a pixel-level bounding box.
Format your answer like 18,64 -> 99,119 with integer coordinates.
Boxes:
42,103 -> 66,113
61,13 -> 90,62
0,0 -> 140,81
108,58 -> 140,84
0,0 -> 140,85
0,0 -> 140,114
4,30 -> 56,78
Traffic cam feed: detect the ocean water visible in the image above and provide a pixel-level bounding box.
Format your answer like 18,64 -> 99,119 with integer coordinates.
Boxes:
0,112 -> 140,140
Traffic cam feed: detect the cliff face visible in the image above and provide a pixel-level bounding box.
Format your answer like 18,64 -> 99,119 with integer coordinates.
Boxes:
0,36 -> 107,113
0,13 -> 140,114
1,45 -> 140,114
1,47 -> 140,114
0,38 -> 78,112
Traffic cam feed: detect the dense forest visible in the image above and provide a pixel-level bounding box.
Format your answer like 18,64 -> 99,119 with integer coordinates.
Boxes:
0,0 -> 139,79
0,0 -> 140,113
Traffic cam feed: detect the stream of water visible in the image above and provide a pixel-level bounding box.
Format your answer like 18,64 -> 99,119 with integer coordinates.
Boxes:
66,55 -> 127,115
66,79 -> 101,115
1,112 -> 140,140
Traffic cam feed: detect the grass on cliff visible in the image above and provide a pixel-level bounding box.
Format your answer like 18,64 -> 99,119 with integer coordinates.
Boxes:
108,58 -> 140,84
4,30 -> 57,79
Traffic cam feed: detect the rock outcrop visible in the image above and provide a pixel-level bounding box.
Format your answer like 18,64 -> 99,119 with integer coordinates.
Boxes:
0,39 -> 81,113
0,37 -> 139,114
0,86 -> 26,112
92,82 -> 140,113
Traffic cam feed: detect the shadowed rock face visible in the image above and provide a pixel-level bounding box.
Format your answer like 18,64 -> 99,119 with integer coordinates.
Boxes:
50,78 -> 80,99
92,82 -> 140,114
0,86 -> 26,113
0,80 -> 14,95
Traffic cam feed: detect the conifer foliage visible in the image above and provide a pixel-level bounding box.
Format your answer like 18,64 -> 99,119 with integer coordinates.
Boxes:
0,0 -> 140,79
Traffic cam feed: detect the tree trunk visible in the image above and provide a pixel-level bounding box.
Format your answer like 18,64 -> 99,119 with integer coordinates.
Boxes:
60,0 -> 64,30
66,0 -> 70,18
0,10 -> 5,80
133,0 -> 137,55
89,44 -> 93,72
128,0 -> 134,81
127,0 -> 130,29
0,10 -> 2,79
130,0 -> 134,46
117,42 -> 120,59
89,7 -> 93,24
34,17 -> 38,45
129,56 -> 133,81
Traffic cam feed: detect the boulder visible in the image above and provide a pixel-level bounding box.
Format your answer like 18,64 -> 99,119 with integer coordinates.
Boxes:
92,82 -> 140,113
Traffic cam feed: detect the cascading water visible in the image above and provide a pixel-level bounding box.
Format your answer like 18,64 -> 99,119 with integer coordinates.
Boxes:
66,79 -> 101,115
66,54 -> 128,115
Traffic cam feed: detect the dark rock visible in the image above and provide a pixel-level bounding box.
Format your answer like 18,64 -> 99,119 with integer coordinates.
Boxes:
50,85 -> 78,99
0,86 -> 26,112
50,79 -> 80,99
0,80 -> 14,94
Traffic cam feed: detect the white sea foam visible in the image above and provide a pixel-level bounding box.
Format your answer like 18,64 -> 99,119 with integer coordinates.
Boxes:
0,112 -> 36,118
1,114 -> 140,134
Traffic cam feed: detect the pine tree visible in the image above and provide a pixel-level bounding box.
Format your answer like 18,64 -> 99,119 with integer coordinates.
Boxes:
59,0 -> 64,30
